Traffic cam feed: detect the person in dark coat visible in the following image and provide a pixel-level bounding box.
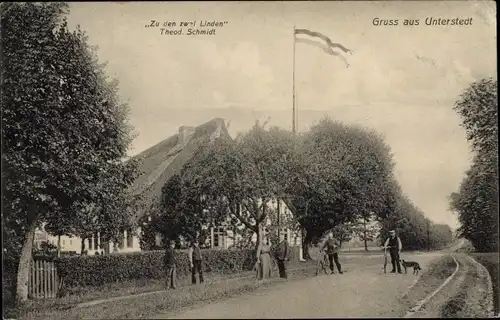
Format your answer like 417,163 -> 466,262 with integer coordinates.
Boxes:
383,230 -> 403,274
320,232 -> 343,274
275,239 -> 291,279
164,240 -> 177,289
188,239 -> 204,284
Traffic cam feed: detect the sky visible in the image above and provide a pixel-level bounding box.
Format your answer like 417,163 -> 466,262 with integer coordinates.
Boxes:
66,1 -> 497,230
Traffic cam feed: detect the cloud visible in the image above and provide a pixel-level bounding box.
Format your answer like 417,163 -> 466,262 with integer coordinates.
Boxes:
198,41 -> 277,109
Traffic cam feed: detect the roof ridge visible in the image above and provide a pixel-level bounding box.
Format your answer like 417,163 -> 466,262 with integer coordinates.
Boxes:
129,118 -> 231,223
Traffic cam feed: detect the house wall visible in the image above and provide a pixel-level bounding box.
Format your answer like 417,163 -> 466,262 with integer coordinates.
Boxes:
57,235 -> 81,252
34,229 -> 83,253
87,227 -> 142,255
34,224 -> 142,256
206,198 -> 304,259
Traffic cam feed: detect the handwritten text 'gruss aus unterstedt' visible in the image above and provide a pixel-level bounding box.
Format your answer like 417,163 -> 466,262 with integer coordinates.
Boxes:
372,17 -> 473,27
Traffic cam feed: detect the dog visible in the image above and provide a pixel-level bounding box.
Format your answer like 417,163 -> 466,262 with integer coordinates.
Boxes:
400,259 -> 422,275
316,252 -> 333,276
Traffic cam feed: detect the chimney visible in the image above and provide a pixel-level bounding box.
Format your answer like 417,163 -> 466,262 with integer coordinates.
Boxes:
178,126 -> 195,144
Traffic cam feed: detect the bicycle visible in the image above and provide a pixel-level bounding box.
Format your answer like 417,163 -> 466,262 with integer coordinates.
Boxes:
382,246 -> 403,273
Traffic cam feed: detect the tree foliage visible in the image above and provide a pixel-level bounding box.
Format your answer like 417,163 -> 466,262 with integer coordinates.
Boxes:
449,78 -> 498,252
454,78 -> 498,155
352,213 -> 382,251
151,116 -> 454,255
1,2 -> 140,303
285,118 -> 397,250
330,222 -> 355,247
378,193 -> 454,250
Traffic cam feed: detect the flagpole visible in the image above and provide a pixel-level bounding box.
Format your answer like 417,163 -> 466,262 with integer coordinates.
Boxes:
292,25 -> 296,135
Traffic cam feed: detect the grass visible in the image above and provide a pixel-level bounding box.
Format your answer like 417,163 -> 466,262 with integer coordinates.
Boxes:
4,271 -> 253,319
16,270 -> 255,313
400,254 -> 456,306
440,289 -> 469,318
439,253 -> 497,318
17,259 -> 305,311
468,252 -> 499,315
438,256 -> 476,318
17,263 -> 317,320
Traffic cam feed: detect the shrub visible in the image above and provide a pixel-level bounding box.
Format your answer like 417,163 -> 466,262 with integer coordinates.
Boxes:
56,248 -> 255,290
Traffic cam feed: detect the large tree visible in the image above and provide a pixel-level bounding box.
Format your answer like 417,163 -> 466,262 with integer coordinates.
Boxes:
284,117 -> 397,257
453,78 -> 498,156
449,78 -> 498,252
1,3 -> 140,303
173,121 -> 298,250
450,152 -> 498,252
146,173 -> 214,246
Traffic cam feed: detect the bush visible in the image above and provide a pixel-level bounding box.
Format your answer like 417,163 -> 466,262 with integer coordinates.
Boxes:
56,248 -> 255,290
2,258 -> 17,309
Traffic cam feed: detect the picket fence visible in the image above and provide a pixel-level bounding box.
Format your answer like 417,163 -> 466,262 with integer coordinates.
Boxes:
29,259 -> 59,299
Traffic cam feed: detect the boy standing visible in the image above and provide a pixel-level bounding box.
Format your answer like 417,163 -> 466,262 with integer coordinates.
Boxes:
164,240 -> 177,289
275,239 -> 291,279
188,239 -> 204,284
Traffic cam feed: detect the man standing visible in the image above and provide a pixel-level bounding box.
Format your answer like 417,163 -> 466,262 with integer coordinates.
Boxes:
275,239 -> 291,279
188,239 -> 204,284
384,230 -> 403,274
320,232 -> 343,274
164,240 -> 177,289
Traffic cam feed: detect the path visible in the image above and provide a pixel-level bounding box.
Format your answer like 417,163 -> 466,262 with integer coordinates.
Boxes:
154,251 -> 443,319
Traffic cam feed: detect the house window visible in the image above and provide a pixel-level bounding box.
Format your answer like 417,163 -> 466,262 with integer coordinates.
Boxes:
69,240 -> 73,245
127,229 -> 133,248
283,229 -> 288,241
264,228 -> 270,245
88,238 -> 93,250
62,240 -> 66,246
213,227 -> 225,248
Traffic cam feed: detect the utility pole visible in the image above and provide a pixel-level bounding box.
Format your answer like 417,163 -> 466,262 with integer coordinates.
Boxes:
427,220 -> 430,251
277,198 -> 281,240
292,25 -> 297,134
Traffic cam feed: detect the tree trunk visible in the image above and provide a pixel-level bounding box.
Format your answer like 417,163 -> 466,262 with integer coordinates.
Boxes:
16,218 -> 38,304
254,224 -> 261,263
301,228 -> 311,260
363,218 -> 368,251
57,235 -> 61,257
80,238 -> 86,255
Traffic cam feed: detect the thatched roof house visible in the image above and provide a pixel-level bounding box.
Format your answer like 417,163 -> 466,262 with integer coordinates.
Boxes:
53,119 -> 231,255
129,118 -> 231,224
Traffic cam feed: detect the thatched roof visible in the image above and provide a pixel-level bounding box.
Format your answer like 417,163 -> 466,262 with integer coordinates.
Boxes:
129,118 -> 231,223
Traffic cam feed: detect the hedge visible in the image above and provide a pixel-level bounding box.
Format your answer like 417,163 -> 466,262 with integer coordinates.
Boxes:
56,249 -> 256,289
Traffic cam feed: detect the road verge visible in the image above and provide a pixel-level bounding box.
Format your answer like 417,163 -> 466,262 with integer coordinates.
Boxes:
18,263 -> 317,320
403,255 -> 459,318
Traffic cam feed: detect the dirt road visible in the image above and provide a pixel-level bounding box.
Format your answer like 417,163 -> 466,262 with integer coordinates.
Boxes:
155,251 -> 444,319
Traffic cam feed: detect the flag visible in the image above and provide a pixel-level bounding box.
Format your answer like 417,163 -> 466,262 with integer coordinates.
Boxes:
295,28 -> 352,68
